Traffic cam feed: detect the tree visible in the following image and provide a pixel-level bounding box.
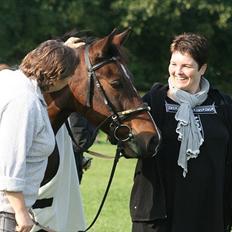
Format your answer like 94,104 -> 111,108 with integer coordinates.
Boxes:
111,0 -> 232,90
1,0 -> 232,91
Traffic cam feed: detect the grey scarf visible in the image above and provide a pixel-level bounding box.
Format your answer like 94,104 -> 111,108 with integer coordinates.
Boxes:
168,77 -> 210,177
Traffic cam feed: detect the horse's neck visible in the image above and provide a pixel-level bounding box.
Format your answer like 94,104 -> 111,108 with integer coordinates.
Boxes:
49,108 -> 70,134
44,90 -> 74,134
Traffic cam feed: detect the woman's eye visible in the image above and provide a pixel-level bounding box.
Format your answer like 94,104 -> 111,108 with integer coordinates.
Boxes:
110,80 -> 123,88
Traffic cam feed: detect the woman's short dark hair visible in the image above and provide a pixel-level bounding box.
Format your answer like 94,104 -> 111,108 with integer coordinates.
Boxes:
20,40 -> 78,91
170,33 -> 208,69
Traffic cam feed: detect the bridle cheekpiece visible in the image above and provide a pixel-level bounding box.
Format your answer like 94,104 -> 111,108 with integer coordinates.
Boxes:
84,44 -> 150,145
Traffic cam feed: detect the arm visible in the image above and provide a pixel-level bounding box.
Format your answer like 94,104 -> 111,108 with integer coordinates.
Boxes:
0,95 -> 37,231
5,191 -> 33,232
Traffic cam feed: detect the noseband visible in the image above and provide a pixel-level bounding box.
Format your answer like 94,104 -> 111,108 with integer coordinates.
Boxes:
84,45 -> 150,144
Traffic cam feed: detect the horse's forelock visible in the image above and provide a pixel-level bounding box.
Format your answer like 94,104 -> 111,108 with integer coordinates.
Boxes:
56,30 -> 129,63
55,29 -> 96,44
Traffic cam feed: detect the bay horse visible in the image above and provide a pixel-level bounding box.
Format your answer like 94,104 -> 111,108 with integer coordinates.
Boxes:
1,29 -> 162,231
42,28 -> 161,185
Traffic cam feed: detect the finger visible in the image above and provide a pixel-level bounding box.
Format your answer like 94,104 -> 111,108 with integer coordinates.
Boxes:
66,42 -> 85,48
15,225 -> 33,232
64,37 -> 81,44
73,42 -> 85,48
64,37 -> 85,48
15,225 -> 22,232
69,37 -> 82,43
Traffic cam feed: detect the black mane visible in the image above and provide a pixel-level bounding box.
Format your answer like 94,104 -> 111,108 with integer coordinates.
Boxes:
55,29 -> 97,45
55,29 -> 129,62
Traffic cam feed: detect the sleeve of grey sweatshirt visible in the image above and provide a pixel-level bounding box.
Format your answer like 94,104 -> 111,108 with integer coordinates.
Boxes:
0,94 -> 36,192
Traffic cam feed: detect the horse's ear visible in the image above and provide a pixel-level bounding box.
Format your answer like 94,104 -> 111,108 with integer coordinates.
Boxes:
92,29 -> 118,58
112,27 -> 132,46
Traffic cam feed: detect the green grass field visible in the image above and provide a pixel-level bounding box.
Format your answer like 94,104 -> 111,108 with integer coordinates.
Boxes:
80,134 -> 136,232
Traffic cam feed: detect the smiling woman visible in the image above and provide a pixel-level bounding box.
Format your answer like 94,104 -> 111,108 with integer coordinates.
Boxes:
130,33 -> 232,232
168,33 -> 208,94
168,51 -> 207,94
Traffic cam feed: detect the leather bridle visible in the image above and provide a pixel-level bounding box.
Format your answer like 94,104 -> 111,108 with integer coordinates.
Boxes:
84,44 -> 150,145
78,44 -> 153,232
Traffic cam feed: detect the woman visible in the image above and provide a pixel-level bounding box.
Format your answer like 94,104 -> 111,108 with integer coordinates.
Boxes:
0,39 -> 78,232
130,33 -> 232,232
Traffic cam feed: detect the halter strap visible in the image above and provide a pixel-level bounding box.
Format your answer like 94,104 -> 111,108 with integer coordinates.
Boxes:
84,45 -> 118,108
83,44 -> 151,144
84,45 -> 93,107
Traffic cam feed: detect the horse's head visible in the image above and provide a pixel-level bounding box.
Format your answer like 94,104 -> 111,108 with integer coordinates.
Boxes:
67,28 -> 161,158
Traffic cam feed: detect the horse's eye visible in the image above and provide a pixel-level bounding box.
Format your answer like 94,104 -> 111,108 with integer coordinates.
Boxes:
110,80 -> 123,89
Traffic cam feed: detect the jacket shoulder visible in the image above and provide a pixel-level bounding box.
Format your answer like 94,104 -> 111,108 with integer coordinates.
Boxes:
209,88 -> 232,105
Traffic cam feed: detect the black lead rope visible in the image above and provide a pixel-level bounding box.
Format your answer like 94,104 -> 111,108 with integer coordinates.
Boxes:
65,120 -> 115,159
64,120 -> 122,232
78,143 -> 122,232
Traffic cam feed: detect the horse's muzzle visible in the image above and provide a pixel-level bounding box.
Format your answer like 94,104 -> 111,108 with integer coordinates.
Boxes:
121,133 -> 161,159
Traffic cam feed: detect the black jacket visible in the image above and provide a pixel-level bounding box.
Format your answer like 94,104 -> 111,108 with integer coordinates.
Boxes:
130,83 -> 232,232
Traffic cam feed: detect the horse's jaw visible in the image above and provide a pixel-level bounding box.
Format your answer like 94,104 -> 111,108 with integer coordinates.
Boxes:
120,132 -> 161,159
121,140 -> 140,158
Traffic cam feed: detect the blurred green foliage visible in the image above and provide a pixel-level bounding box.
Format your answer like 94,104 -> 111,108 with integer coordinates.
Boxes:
1,0 -> 232,92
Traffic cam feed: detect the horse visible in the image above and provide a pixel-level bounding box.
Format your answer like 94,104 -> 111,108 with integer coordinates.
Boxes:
42,28 -> 161,185
32,28 -> 162,231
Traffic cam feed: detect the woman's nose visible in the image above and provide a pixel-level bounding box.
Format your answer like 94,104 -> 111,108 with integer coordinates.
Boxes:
176,66 -> 183,75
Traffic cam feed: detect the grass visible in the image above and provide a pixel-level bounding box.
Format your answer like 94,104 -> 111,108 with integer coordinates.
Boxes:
80,133 -> 137,232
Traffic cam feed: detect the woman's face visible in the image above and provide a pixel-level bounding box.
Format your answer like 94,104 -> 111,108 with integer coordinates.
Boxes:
44,75 -> 73,93
168,51 -> 207,93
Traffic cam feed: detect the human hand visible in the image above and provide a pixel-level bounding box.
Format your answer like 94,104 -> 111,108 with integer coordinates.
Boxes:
64,37 -> 85,48
15,209 -> 34,232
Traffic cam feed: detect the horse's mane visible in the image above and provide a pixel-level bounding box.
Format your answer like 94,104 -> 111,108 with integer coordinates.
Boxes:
55,29 -> 97,45
55,29 -> 129,62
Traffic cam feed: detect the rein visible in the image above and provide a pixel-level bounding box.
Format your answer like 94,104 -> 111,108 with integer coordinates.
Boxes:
79,142 -> 122,232
65,120 -> 114,159
66,120 -> 123,232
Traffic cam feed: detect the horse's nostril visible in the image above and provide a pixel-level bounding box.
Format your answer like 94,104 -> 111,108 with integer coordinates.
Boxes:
147,135 -> 161,156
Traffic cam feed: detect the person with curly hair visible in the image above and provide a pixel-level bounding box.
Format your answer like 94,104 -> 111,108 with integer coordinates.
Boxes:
0,39 -> 78,232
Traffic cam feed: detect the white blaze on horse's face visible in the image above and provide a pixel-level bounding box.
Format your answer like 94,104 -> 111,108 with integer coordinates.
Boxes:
119,63 -> 137,92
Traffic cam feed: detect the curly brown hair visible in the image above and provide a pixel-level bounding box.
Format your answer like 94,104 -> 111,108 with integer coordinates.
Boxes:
19,40 -> 78,91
